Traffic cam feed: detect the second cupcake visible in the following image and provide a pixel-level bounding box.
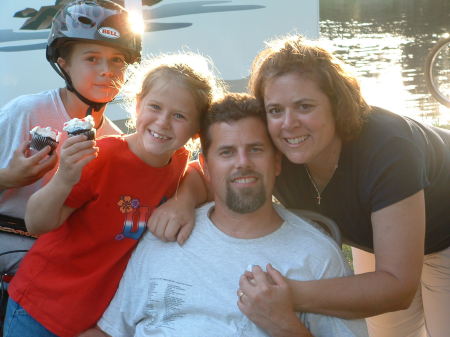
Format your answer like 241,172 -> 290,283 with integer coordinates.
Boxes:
63,115 -> 96,140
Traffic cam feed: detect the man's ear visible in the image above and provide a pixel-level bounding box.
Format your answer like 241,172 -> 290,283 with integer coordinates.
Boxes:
199,152 -> 211,183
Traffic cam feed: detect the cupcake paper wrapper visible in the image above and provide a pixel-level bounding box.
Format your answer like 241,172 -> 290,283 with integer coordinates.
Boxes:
67,129 -> 96,140
30,135 -> 58,154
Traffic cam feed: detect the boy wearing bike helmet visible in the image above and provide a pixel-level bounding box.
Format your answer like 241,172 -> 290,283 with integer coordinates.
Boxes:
0,0 -> 141,308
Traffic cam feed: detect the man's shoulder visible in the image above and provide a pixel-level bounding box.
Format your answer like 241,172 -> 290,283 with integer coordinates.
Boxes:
191,202 -> 214,230
276,205 -> 328,234
195,202 -> 214,218
277,206 -> 351,279
137,204 -> 213,246
276,205 -> 343,253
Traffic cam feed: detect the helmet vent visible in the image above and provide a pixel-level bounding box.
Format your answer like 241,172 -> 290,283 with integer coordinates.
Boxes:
47,0 -> 142,65
78,16 -> 94,27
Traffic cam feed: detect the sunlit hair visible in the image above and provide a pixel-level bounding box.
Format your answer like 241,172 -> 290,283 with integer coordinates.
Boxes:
200,92 -> 272,156
249,34 -> 371,142
121,51 -> 225,150
123,52 -> 225,125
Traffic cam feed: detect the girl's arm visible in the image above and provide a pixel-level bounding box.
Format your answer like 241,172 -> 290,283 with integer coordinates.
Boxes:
241,190 -> 425,319
77,326 -> 110,337
147,162 -> 211,244
25,135 -> 98,235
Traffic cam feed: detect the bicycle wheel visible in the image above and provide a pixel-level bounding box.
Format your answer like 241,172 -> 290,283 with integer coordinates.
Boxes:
425,36 -> 450,107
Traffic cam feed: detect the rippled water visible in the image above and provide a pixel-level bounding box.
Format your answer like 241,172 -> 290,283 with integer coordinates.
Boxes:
320,0 -> 450,125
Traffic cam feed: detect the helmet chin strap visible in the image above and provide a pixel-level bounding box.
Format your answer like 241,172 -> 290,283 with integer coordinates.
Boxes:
51,62 -> 109,118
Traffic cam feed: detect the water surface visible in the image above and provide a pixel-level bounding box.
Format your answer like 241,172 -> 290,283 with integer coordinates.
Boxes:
320,0 -> 450,125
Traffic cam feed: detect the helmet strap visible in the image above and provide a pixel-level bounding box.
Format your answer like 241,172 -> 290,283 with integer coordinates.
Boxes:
51,62 -> 109,116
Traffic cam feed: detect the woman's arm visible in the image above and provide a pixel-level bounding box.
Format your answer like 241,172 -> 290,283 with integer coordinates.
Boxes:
240,191 -> 425,319
288,190 -> 425,318
25,135 -> 98,235
147,162 -> 210,244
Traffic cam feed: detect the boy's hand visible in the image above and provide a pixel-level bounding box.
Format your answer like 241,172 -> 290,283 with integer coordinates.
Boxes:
0,140 -> 58,189
54,135 -> 98,187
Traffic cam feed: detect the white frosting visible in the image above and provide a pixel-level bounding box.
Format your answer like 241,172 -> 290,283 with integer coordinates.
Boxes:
30,126 -> 60,141
63,115 -> 95,132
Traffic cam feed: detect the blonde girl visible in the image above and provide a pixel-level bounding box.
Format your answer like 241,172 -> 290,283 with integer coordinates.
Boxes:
4,52 -> 223,337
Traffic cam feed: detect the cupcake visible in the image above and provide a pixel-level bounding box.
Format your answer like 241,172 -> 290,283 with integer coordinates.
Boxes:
63,115 -> 96,140
29,126 -> 61,154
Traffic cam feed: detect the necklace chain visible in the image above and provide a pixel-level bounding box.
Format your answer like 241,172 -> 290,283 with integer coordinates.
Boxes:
305,165 -> 322,205
304,163 -> 338,206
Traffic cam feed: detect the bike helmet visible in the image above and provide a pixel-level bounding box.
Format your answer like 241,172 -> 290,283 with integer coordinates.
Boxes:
46,0 -> 142,113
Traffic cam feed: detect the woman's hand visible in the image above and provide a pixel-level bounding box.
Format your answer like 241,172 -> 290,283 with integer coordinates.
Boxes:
55,135 -> 98,187
238,264 -> 312,337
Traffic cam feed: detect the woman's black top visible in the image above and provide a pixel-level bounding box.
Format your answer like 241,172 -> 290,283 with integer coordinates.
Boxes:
274,107 -> 450,254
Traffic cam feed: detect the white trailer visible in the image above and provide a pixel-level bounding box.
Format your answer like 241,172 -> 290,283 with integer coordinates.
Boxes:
0,0 -> 319,128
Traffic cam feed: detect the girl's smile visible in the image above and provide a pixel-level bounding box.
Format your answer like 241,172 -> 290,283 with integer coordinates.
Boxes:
128,80 -> 200,167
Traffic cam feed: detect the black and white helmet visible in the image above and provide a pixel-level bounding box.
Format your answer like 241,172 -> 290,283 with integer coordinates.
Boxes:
47,0 -> 141,64
46,0 -> 142,113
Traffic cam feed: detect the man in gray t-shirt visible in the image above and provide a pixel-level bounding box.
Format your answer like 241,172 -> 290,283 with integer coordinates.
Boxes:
84,94 -> 368,337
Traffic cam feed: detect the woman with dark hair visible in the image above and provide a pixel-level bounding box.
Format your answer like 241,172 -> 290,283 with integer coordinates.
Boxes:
242,34 -> 450,337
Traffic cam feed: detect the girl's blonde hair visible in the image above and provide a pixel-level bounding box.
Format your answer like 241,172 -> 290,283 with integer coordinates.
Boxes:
122,51 -> 225,130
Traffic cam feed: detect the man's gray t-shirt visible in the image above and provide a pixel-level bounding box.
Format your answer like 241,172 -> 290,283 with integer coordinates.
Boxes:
99,203 -> 368,337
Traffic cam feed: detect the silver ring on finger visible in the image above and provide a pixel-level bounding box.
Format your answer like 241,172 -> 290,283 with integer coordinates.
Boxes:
238,290 -> 245,301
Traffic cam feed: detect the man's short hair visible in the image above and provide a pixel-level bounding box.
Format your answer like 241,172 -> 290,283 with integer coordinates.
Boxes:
200,93 -> 268,156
